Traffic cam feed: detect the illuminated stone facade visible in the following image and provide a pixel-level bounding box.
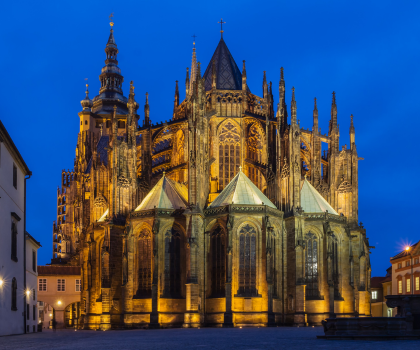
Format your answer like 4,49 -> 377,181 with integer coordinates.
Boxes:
52,25 -> 372,329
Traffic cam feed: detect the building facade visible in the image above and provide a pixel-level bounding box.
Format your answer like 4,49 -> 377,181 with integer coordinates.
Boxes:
25,232 -> 41,333
0,121 -> 32,336
37,266 -> 81,329
370,267 -> 392,317
390,242 -> 420,296
51,24 -> 372,329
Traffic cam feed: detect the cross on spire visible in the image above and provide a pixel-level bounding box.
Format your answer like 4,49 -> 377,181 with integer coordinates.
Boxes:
109,12 -> 114,28
192,34 -> 197,49
218,18 -> 226,38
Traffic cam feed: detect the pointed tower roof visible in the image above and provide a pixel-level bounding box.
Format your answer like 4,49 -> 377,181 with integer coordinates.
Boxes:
300,178 -> 338,215
203,38 -> 243,92
134,174 -> 188,211
209,169 -> 276,208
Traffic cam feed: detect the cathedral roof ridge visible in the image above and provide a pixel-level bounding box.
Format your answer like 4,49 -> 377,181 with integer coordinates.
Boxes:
134,174 -> 188,211
300,178 -> 338,215
209,169 -> 276,209
203,38 -> 243,92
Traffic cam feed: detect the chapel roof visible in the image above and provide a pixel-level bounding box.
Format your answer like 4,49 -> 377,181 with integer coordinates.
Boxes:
300,178 -> 338,215
209,169 -> 276,208
202,38 -> 243,92
134,173 -> 188,211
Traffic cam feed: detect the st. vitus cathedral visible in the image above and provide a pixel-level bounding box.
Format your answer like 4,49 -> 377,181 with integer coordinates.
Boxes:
53,21 -> 372,329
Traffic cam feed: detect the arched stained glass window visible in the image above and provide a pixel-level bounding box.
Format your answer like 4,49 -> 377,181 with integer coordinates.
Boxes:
163,228 -> 182,298
218,121 -> 240,190
137,229 -> 152,297
305,232 -> 320,299
238,224 -> 257,296
211,226 -> 226,297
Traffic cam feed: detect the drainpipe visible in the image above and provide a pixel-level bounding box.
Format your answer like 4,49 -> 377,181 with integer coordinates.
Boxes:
23,172 -> 32,333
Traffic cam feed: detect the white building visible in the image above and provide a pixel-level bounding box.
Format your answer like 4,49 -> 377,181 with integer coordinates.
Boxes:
0,120 -> 32,336
25,232 -> 41,333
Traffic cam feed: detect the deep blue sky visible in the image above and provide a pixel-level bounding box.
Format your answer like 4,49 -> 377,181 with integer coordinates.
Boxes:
2,0 -> 419,275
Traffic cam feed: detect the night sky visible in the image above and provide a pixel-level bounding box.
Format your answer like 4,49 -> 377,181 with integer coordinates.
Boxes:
2,0 -> 419,275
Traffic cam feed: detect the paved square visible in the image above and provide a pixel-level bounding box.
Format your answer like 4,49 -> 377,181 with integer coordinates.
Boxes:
1,327 -> 419,349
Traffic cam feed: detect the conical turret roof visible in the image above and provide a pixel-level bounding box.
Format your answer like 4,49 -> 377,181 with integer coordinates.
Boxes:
203,38 -> 242,91
209,169 -> 276,208
134,174 -> 188,211
300,178 -> 338,214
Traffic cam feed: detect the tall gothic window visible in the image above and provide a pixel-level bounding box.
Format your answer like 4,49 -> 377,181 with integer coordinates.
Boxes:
11,277 -> 17,311
305,232 -> 320,299
163,228 -> 182,298
218,121 -> 240,190
137,229 -> 152,297
210,226 -> 226,297
238,224 -> 257,296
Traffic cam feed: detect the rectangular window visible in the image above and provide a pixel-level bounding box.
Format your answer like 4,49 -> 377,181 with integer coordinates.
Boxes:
398,280 -> 402,293
398,263 -> 402,269
32,289 -> 35,301
75,279 -> 81,292
406,261 -> 410,267
27,304 -> 29,320
33,305 -> 35,320
416,277 -> 419,291
11,221 -> 18,262
57,279 -> 65,292
13,163 -> 17,189
407,278 -> 411,293
32,250 -> 36,272
38,279 -> 47,292
372,290 -> 377,299
415,258 -> 419,265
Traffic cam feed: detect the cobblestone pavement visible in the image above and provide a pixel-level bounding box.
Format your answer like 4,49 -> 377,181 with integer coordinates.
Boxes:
1,327 -> 420,349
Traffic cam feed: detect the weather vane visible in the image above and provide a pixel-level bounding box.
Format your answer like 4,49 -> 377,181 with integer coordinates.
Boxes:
218,18 -> 226,38
192,34 -> 197,48
109,13 -> 114,28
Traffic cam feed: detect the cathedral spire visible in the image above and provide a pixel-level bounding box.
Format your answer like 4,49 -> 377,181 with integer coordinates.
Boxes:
189,41 -> 197,96
173,80 -> 179,117
144,93 -> 150,127
313,97 -> 318,132
242,60 -> 247,91
263,71 -> 268,98
127,81 -> 137,146
291,87 -> 297,125
331,91 -> 337,128
350,114 -> 355,147
81,82 -> 93,111
99,19 -> 123,95
185,67 -> 190,96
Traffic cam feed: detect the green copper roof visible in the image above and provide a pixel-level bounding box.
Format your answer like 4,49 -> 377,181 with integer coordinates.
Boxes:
134,174 -> 188,211
209,169 -> 276,208
300,178 -> 338,214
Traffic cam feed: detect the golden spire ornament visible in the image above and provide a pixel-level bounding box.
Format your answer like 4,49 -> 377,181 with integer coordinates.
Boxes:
109,12 -> 114,28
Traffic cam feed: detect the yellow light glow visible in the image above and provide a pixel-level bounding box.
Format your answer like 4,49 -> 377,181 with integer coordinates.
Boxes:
0,279 -> 3,286
49,314 -> 52,317
26,290 -> 30,296
57,300 -> 62,305
406,246 -> 410,251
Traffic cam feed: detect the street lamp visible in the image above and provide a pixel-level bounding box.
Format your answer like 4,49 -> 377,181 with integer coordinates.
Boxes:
57,300 -> 62,305
0,279 -> 3,287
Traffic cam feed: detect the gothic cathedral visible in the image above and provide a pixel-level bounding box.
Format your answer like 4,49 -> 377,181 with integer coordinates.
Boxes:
53,23 -> 372,329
